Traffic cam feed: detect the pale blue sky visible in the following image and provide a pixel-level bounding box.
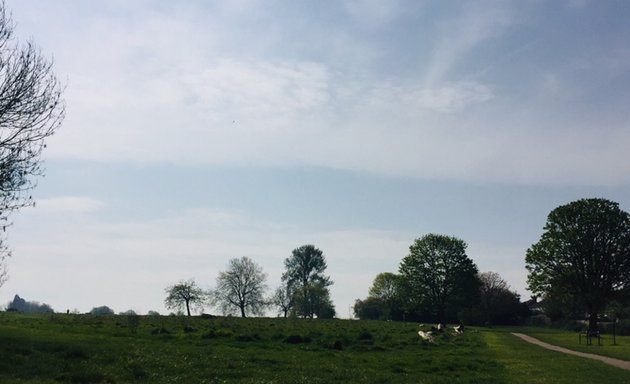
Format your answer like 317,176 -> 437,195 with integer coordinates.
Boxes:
2,0 -> 630,316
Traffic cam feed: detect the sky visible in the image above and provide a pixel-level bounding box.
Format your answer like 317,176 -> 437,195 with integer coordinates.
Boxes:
2,0 -> 630,317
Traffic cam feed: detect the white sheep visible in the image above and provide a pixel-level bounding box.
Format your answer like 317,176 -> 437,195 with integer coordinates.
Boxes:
418,330 -> 434,342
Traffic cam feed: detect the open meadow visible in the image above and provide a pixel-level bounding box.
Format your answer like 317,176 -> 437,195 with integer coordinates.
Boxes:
2,313 -> 630,383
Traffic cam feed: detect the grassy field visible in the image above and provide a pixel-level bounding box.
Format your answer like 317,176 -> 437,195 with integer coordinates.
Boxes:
2,313 -> 630,383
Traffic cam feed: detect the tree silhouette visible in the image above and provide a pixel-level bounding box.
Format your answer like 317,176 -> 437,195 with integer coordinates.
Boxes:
399,234 -> 478,324
0,1 -> 65,287
526,198 -> 630,333
214,257 -> 267,317
164,279 -> 206,317
282,245 -> 334,318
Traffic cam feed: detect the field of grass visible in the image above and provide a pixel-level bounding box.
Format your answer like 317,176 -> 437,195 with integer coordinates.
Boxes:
2,313 -> 630,383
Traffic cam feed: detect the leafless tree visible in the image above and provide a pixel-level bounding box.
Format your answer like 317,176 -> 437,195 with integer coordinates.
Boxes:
478,271 -> 510,320
479,271 -> 509,304
0,1 -> 65,286
215,256 -> 267,317
0,242 -> 8,288
272,284 -> 294,318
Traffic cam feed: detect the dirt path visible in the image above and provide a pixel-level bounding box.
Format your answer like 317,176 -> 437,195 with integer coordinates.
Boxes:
512,332 -> 630,371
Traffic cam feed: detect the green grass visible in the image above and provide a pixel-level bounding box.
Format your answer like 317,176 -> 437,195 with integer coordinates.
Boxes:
513,326 -> 630,361
482,329 -> 630,383
2,313 -> 630,383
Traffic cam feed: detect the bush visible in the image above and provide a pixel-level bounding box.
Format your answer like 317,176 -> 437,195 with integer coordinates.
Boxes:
89,306 -> 114,316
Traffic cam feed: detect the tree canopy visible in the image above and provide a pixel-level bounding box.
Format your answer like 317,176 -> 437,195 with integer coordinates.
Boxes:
526,198 -> 630,332
164,279 -> 206,317
364,272 -> 402,320
6,294 -> 53,313
89,306 -> 114,316
399,234 -> 479,324
282,245 -> 334,318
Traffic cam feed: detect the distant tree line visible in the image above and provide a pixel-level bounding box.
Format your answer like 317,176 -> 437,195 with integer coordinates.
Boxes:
354,234 -> 528,325
7,197 -> 627,333
353,198 -> 630,335
164,244 -> 336,319
5,294 -> 53,313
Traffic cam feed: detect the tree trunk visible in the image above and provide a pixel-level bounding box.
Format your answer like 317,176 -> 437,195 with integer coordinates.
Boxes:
185,300 -> 191,317
588,312 -> 598,334
240,305 -> 246,318
437,304 -> 445,326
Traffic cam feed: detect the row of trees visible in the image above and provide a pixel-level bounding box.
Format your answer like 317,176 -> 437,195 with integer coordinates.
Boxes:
354,234 -> 526,325
165,245 -> 336,318
356,198 -> 630,335
5,294 -> 53,313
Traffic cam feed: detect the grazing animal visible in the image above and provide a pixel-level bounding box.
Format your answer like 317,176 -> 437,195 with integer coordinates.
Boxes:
418,330 -> 434,342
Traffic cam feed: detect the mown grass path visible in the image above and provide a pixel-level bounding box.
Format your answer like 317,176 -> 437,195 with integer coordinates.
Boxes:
512,332 -> 630,371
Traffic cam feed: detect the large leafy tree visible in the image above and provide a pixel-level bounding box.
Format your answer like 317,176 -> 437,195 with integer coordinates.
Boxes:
282,244 -> 334,318
164,279 -> 206,317
0,1 -> 64,288
526,198 -> 630,333
399,234 -> 479,324
214,256 -> 267,317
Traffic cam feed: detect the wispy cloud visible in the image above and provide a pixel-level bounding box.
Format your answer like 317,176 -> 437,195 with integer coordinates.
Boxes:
405,82 -> 494,113
343,0 -> 405,29
10,0 -> 630,188
423,2 -> 512,86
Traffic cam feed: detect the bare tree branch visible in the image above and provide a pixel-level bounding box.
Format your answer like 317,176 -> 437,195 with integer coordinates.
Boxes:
0,1 -> 65,286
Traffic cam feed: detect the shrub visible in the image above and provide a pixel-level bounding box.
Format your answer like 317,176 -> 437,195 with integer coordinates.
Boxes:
89,306 -> 114,316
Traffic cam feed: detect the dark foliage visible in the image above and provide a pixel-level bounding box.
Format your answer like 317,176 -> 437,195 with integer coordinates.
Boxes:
526,198 -> 630,332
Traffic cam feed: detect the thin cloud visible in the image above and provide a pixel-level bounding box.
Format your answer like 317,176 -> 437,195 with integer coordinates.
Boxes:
423,3 -> 513,86
343,0 -> 405,29
10,1 -> 630,187
407,82 -> 494,113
